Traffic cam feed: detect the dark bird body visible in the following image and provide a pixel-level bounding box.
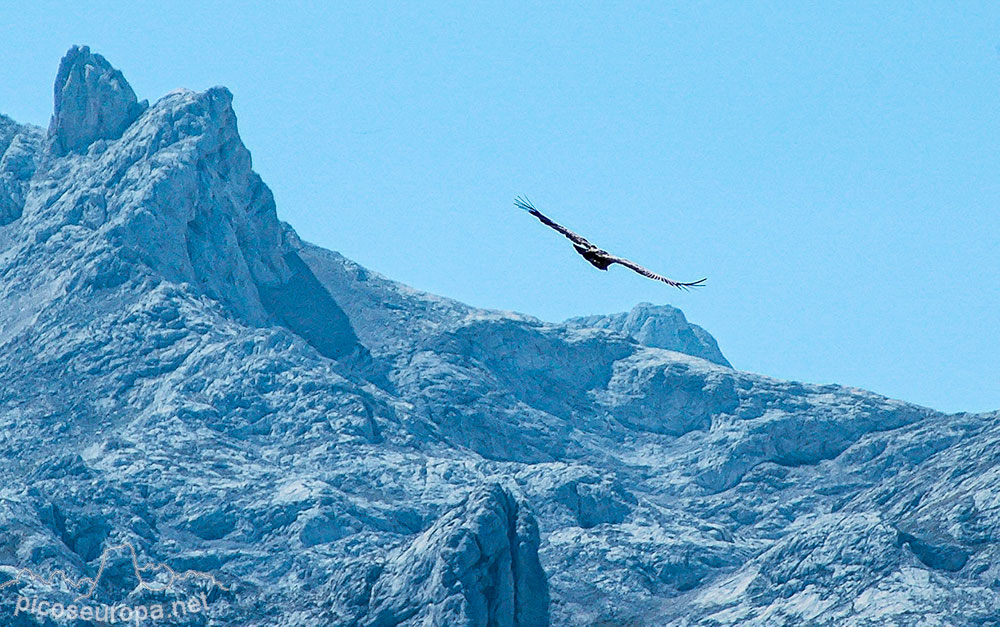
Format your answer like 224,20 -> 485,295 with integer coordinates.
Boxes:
575,245 -> 614,270
515,196 -> 706,289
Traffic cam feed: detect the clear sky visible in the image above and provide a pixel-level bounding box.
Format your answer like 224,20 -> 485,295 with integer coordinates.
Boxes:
1,2 -> 998,413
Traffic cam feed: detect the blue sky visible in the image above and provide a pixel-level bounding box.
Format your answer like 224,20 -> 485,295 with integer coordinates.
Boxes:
2,2 -> 998,413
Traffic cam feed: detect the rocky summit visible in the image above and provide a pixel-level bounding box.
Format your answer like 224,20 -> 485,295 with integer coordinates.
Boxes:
0,47 -> 998,626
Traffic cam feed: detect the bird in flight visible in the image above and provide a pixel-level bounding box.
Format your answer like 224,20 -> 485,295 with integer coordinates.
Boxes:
515,196 -> 706,290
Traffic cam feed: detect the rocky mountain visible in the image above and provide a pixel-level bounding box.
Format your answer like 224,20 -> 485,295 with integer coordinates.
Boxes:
1,46 -> 998,626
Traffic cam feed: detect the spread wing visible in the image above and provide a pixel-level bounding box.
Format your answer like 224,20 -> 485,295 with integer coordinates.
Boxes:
515,196 -> 595,248
606,254 -> 707,290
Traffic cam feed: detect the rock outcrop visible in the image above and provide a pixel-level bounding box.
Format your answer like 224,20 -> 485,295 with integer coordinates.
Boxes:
48,45 -> 147,156
566,302 -> 731,367
0,114 -> 42,225
365,485 -> 549,627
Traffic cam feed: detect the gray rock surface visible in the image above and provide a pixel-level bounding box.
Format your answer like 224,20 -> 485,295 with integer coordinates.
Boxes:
566,302 -> 731,367
0,114 -> 42,226
363,484 -> 548,627
1,47 -> 997,626
48,45 -> 147,156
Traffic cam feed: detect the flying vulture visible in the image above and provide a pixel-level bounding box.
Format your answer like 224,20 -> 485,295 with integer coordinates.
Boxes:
515,196 -> 706,290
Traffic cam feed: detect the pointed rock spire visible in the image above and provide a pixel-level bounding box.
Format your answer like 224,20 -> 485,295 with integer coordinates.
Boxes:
364,484 -> 550,626
48,45 -> 146,155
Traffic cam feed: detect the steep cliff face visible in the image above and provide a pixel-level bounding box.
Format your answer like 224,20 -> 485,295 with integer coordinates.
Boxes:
1,47 -> 998,627
363,485 -> 548,627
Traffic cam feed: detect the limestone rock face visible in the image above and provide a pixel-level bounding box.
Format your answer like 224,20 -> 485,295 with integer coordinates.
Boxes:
0,114 -> 42,225
48,45 -> 147,156
566,302 -> 731,367
2,45 -> 362,361
365,484 -> 549,627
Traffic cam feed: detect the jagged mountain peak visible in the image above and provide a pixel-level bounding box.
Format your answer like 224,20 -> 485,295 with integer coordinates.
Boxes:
1,46 -> 362,361
49,45 -> 147,156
